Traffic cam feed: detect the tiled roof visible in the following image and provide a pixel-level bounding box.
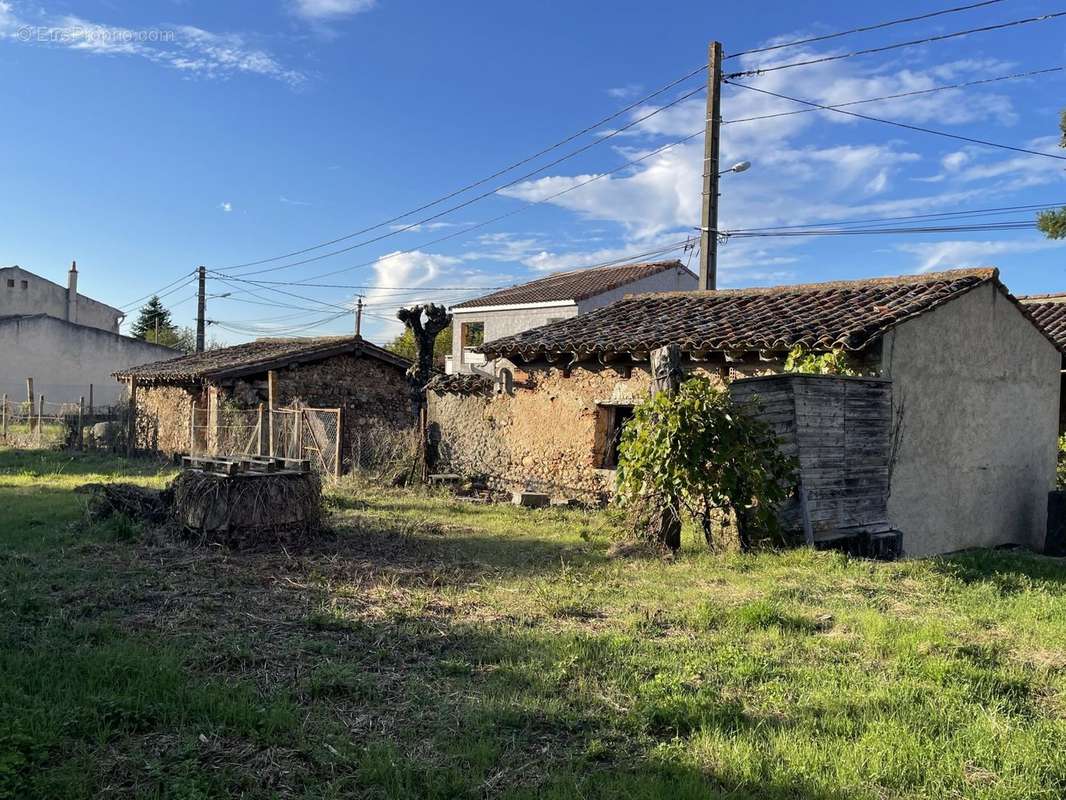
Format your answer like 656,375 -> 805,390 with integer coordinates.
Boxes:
425,372 -> 495,396
1018,293 -> 1066,351
115,336 -> 410,383
452,260 -> 690,309
479,268 -> 1017,359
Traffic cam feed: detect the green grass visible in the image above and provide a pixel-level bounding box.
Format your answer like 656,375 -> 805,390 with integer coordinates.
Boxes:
1,449 -> 1065,798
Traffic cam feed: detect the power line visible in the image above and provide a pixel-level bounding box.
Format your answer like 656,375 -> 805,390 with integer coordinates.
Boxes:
726,11 -> 1066,79
724,201 -> 1066,233
723,66 -> 1066,125
216,85 -> 706,274
233,280 -> 507,290
230,131 -> 706,284
205,4 -> 1024,278
211,273 -> 354,313
273,64 -> 1065,287
725,79 -> 1066,161
726,0 -> 1007,59
119,271 -> 197,311
724,221 -> 1037,238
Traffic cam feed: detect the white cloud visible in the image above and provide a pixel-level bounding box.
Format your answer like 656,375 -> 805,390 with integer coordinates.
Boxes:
388,221 -> 459,233
290,0 -> 375,21
607,84 -> 643,100
280,195 -> 312,206
0,5 -> 305,85
219,201 -> 232,212
897,238 -> 1066,273
942,150 -> 970,171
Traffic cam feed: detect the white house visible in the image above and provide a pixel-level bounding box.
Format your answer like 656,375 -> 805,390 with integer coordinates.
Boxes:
447,260 -> 697,374
0,262 -> 177,404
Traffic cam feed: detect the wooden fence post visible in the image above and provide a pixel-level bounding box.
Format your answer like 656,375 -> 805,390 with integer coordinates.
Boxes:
26,378 -> 34,431
334,408 -> 342,479
267,369 -> 277,457
295,403 -> 304,460
88,383 -> 94,421
188,398 -> 196,454
37,394 -> 44,447
78,396 -> 85,450
649,345 -> 683,551
1,393 -> 6,440
257,402 -> 266,456
126,378 -> 137,457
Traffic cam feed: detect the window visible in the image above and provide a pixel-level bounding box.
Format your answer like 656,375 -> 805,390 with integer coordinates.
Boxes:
20,280 -> 27,289
594,403 -> 635,469
461,321 -> 484,348
5,279 -> 12,288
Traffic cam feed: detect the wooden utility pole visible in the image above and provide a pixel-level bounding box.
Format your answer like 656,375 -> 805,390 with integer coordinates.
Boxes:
195,265 -> 206,353
355,297 -> 364,337
698,41 -> 724,291
2,393 -> 7,440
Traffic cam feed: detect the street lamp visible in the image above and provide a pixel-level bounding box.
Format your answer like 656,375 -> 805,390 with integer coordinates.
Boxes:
719,160 -> 751,176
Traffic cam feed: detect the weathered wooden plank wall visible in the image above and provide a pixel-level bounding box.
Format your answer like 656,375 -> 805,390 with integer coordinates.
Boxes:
730,374 -> 893,537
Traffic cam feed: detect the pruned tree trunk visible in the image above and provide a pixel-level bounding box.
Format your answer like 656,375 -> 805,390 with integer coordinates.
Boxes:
397,304 -> 451,482
649,344 -> 683,551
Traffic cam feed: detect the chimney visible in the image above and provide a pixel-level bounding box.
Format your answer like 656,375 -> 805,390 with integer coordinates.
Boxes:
66,260 -> 77,323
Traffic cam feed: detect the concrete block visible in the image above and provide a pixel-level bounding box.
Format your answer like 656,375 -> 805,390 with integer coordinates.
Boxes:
513,491 -> 550,508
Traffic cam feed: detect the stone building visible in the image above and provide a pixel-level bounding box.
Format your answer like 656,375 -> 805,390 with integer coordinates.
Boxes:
114,336 -> 414,466
429,268 -> 1062,556
447,260 -> 696,375
1018,293 -> 1066,432
1,262 -> 177,403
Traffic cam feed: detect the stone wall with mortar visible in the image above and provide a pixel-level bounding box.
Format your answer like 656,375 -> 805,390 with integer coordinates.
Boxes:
270,352 -> 415,469
131,352 -> 414,463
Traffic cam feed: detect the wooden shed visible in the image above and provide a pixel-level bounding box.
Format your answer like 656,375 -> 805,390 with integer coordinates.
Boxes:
729,373 -> 901,558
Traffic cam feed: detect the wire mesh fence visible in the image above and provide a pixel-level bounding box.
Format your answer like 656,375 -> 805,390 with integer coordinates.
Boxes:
189,405 -> 263,458
0,395 -> 125,449
188,402 -> 342,478
268,406 -> 341,478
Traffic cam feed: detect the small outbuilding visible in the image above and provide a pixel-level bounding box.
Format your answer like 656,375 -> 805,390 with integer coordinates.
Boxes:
429,267 -> 1063,556
115,336 -> 414,470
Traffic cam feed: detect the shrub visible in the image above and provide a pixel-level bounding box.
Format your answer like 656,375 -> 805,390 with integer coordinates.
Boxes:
784,345 -> 860,376
1058,434 -> 1066,489
614,377 -> 796,551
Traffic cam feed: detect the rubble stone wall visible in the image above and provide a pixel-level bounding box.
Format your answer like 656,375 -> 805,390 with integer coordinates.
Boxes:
135,384 -> 201,454
428,361 -> 772,500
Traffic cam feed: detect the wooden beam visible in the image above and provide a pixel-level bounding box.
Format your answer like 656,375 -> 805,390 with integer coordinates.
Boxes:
649,344 -> 682,551
126,378 -> 137,456
26,378 -> 34,432
267,369 -> 277,457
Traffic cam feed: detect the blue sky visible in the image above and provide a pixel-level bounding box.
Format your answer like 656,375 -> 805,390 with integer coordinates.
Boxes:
1,0 -> 1065,345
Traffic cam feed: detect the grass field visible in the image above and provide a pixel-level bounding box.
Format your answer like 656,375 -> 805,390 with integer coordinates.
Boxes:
2,449 -> 1066,799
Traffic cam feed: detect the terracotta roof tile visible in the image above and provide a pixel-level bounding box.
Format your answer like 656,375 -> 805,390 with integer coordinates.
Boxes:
115,336 -> 410,383
1018,293 -> 1066,351
479,268 -> 1003,359
452,260 -> 690,309
425,372 -> 494,395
